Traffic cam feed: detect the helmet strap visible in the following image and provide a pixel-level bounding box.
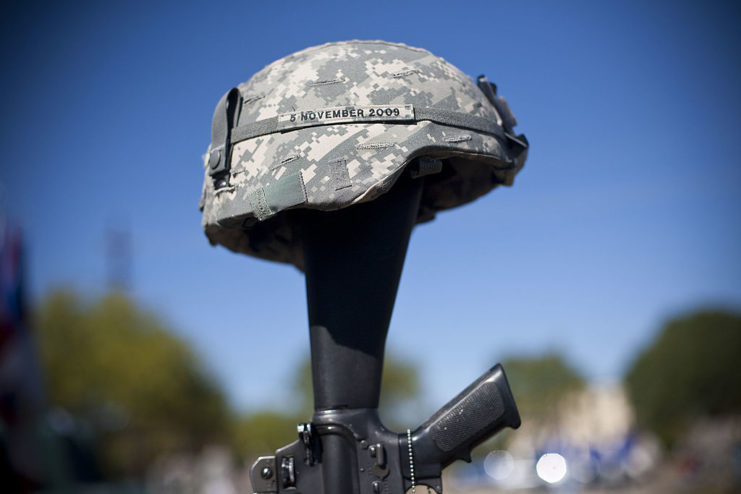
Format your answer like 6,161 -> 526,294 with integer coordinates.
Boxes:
208,88 -> 242,189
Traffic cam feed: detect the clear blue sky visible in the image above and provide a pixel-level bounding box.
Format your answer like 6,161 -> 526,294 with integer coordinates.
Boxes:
1,1 -> 739,420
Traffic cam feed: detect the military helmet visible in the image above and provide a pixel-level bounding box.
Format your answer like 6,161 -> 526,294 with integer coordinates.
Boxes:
200,40 -> 528,268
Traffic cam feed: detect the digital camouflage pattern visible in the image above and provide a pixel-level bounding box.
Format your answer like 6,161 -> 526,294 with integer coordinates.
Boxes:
200,40 -> 527,268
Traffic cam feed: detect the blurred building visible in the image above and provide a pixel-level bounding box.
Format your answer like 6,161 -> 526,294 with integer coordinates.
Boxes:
452,383 -> 661,490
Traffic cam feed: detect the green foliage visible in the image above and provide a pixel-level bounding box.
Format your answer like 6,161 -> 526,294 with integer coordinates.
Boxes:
500,352 -> 585,421
233,411 -> 301,461
378,352 -> 420,413
625,310 -> 741,446
35,289 -> 231,476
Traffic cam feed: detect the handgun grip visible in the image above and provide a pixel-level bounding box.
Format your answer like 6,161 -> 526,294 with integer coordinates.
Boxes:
411,364 -> 520,469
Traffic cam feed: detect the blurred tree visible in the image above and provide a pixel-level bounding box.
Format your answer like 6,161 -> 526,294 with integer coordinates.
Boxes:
625,310 -> 741,446
233,411 -> 299,461
500,352 -> 586,421
35,289 -> 231,477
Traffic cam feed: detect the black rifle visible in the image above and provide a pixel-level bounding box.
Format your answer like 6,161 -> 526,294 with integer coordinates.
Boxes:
249,170 -> 521,494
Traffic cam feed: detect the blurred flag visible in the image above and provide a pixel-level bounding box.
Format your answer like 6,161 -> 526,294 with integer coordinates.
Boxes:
0,220 -> 48,491
0,223 -> 25,351
0,220 -> 44,408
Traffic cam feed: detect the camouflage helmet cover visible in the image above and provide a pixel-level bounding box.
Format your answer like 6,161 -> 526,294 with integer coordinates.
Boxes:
200,40 -> 528,268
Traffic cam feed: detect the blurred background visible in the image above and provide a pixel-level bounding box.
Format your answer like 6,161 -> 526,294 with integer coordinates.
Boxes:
1,1 -> 740,493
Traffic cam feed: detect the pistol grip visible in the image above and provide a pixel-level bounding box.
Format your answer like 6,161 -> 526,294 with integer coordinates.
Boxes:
410,364 -> 520,469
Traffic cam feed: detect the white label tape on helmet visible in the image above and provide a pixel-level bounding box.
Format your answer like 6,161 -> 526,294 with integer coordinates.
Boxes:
277,105 -> 415,129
